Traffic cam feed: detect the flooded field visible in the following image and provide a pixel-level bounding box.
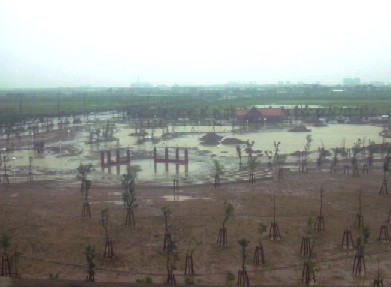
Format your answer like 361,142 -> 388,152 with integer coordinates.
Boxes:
1,113 -> 389,185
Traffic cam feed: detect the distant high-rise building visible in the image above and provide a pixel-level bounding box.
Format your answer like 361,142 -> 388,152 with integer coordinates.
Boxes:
343,77 -> 361,86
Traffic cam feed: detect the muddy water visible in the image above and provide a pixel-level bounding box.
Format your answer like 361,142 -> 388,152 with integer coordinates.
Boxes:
2,122 -> 388,184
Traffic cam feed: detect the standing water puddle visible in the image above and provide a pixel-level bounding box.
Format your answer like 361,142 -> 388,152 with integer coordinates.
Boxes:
162,195 -> 211,201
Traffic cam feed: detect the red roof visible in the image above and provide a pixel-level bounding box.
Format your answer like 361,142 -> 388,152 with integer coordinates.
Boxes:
257,108 -> 284,117
235,110 -> 248,117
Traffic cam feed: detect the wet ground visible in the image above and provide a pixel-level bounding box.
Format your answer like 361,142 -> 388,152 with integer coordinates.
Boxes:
0,113 -> 389,186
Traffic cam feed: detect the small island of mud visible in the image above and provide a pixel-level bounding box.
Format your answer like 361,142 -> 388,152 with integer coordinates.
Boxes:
288,125 -> 311,132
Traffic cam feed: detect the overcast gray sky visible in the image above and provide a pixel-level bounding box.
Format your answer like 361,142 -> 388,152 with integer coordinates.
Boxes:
0,0 -> 390,88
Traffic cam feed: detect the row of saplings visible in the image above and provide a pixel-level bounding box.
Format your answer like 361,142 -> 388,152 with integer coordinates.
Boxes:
76,163 -> 267,285
0,163 -> 386,285
76,163 -> 387,286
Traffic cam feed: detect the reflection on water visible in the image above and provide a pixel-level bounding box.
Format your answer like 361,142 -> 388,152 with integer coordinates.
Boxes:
162,195 -> 211,202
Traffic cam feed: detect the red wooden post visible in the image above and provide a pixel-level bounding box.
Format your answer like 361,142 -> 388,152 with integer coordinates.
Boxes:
185,148 -> 189,173
184,148 -> 188,164
175,148 -> 179,162
107,151 -> 111,164
153,147 -> 157,173
100,151 -> 105,167
127,149 -> 131,163
115,149 -> 120,164
165,147 -> 169,172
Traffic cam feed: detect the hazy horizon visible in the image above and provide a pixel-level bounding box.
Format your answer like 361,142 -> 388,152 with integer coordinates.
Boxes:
1,0 -> 391,89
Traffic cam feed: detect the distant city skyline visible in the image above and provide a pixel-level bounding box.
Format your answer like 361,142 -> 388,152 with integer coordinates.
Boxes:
1,0 -> 391,89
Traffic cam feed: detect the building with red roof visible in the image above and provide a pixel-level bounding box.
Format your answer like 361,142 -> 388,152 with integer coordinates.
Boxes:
235,107 -> 285,123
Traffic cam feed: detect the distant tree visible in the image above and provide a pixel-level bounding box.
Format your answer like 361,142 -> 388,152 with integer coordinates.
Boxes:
85,244 -> 95,282
236,145 -> 243,169
237,238 -> 250,285
166,240 -> 178,284
185,237 -> 202,275
121,165 -> 141,206
217,202 -> 235,246
77,163 -> 92,192
238,238 -> 250,271
273,141 -> 281,164
367,140 -> 376,166
11,245 -> 22,279
1,234 -> 11,276
213,159 -> 224,188
248,156 -> 259,185
351,139 -> 362,166
245,140 -> 255,161
265,150 -> 273,169
101,209 -> 113,258
162,206 -> 172,252
123,188 -> 138,226
302,135 -> 313,171
248,156 -> 258,174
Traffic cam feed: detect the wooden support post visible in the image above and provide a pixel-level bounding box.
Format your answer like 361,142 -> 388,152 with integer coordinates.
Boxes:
354,214 -> 364,228
166,269 -> 176,285
353,165 -> 360,177
269,222 -> 281,241
127,149 -> 131,163
125,209 -> 135,227
314,215 -> 325,232
163,233 -> 172,252
2,174 -> 9,184
104,237 -> 114,258
253,244 -> 265,265
277,168 -> 283,180
300,237 -> 315,257
344,165 -> 350,174
354,190 -> 364,228
175,163 -> 179,175
249,173 -> 255,185
115,149 -> 120,164
154,147 -> 157,173
1,254 -> 11,276
214,174 -> 220,188
378,225 -> 390,243
2,160 -> 9,184
81,201 -> 91,219
330,162 -> 336,174
217,227 -> 227,246
184,254 -> 194,275
314,188 -> 325,231
184,148 -> 189,173
107,151 -> 111,165
362,164 -> 368,174
374,270 -> 384,287
302,261 -> 316,285
27,171 -> 33,182
86,269 -> 95,282
184,148 -> 188,164
373,276 -> 383,287
165,147 -> 169,172
353,252 -> 366,276
342,228 -> 354,249
237,269 -> 250,286
173,178 -> 179,192
379,178 -> 388,195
